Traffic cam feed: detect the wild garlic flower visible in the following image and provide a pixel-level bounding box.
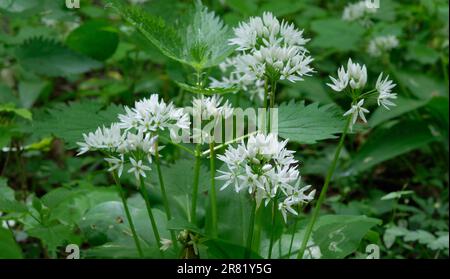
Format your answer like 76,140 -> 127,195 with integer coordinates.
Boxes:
342,1 -> 377,22
160,238 -> 173,251
228,12 -> 314,83
343,99 -> 370,126
327,59 -> 397,129
210,57 -> 265,102
367,35 -> 399,57
376,73 -> 397,109
77,94 -> 188,180
327,58 -> 367,91
217,133 -> 315,221
118,94 -> 190,139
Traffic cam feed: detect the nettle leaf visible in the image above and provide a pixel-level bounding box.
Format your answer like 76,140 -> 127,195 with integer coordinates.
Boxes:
175,81 -> 238,95
15,37 -> 102,77
347,120 -> 438,174
278,101 -> 345,144
31,101 -> 124,149
312,215 -> 382,259
66,20 -> 119,61
108,0 -> 233,70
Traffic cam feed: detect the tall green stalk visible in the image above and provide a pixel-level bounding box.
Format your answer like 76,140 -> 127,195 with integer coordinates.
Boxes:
191,144 -> 202,224
154,141 -> 177,245
245,200 -> 257,259
267,199 -> 277,259
209,142 -> 218,237
112,171 -> 143,258
297,116 -> 352,259
138,177 -> 162,248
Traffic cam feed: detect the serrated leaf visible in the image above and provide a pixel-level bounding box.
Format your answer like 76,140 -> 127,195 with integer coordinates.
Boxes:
108,0 -> 233,70
347,120 -> 438,174
31,101 -> 124,149
175,81 -> 238,95
15,37 -> 102,77
278,101 -> 345,144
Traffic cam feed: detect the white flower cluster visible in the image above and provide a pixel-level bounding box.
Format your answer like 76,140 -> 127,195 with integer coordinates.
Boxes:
217,133 -> 315,221
210,58 -> 266,102
227,12 -> 314,85
327,58 -> 397,128
367,35 -> 399,57
342,1 -> 377,22
77,94 -> 190,180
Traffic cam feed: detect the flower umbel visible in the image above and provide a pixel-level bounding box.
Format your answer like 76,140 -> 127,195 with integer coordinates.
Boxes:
217,133 -> 315,221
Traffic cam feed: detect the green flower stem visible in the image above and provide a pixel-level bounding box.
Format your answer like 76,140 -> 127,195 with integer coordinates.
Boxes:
190,144 -> 202,224
138,177 -> 161,248
287,216 -> 298,258
209,142 -> 218,237
112,171 -> 143,258
245,200 -> 257,259
297,115 -> 352,259
154,141 -> 177,246
267,199 -> 277,259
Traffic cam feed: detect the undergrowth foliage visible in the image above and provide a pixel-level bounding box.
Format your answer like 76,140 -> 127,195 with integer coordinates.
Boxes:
0,0 -> 448,260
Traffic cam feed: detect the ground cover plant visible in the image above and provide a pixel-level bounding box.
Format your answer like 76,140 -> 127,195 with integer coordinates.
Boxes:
0,0 -> 448,259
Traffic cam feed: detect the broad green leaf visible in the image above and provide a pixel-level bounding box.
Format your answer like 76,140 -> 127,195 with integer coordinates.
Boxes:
15,37 -> 102,77
405,42 -> 440,65
66,20 -> 119,61
31,101 -> 124,148
369,97 -> 429,127
0,182 -> 28,213
312,215 -> 382,259
348,120 -> 438,174
278,101 -> 345,144
395,71 -> 448,99
175,81 -> 238,95
0,228 -> 23,259
108,0 -> 233,70
282,77 -> 334,104
310,18 -> 365,51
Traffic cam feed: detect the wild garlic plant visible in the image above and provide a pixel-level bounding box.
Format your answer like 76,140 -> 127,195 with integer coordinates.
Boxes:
297,58 -> 398,259
77,94 -> 190,255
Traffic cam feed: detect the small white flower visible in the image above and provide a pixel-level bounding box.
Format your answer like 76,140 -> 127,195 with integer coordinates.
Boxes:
128,157 -> 151,181
343,99 -> 370,127
347,58 -> 367,90
376,73 -> 397,109
367,35 -> 399,57
105,155 -> 125,177
326,66 -> 349,92
160,238 -> 173,251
